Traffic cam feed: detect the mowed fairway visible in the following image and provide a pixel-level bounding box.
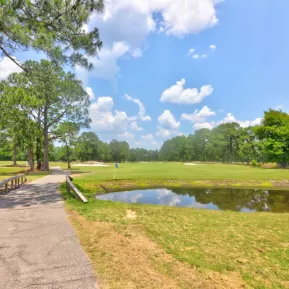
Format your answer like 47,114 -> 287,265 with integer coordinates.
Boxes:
63,162 -> 289,289
71,162 -> 289,193
71,162 -> 289,180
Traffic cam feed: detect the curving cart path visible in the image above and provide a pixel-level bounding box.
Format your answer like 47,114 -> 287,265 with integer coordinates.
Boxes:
0,168 -> 98,289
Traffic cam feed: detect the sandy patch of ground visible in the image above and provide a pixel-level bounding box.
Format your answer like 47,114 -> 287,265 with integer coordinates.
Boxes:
72,163 -> 109,167
183,163 -> 203,166
51,166 -> 61,170
126,209 -> 137,219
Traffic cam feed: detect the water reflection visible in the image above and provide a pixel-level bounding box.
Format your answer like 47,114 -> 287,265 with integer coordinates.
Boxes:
96,187 -> 289,213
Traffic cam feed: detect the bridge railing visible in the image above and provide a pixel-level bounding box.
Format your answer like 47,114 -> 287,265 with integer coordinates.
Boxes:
0,174 -> 27,193
66,175 -> 88,203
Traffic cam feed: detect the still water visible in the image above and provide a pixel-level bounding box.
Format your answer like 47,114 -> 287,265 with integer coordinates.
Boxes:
96,187 -> 289,213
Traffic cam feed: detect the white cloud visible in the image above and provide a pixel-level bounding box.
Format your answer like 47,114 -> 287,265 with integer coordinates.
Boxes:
157,110 -> 180,138
89,96 -> 152,148
160,79 -> 213,104
188,48 -> 195,55
209,44 -> 216,50
86,87 -> 95,100
158,110 -> 180,129
130,121 -> 143,131
91,0 -> 221,41
219,113 -> 262,128
80,0 -> 222,80
193,121 -> 215,130
181,106 -> 216,122
125,94 -> 151,121
192,54 -> 207,59
76,41 -> 129,80
151,0 -> 221,36
188,112 -> 262,131
141,134 -> 158,146
91,1 -> 155,51
221,113 -> 237,123
239,118 -> 262,128
89,96 -> 133,134
131,48 -> 143,58
116,132 -> 136,142
0,57 -> 22,80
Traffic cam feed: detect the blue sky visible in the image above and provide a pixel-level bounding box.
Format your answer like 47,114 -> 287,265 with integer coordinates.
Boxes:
1,0 -> 289,149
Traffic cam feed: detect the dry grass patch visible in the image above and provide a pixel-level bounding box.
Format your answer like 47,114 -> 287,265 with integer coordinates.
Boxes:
68,211 -> 245,289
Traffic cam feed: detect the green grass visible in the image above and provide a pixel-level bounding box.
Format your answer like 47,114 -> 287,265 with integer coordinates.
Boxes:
0,166 -> 28,175
0,161 -> 50,182
60,163 -> 289,289
70,163 -> 289,193
0,160 -> 27,166
64,193 -> 289,289
71,162 -> 289,181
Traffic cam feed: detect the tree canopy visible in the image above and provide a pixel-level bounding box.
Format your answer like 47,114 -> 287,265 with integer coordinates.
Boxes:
0,0 -> 104,69
1,59 -> 90,170
255,110 -> 289,166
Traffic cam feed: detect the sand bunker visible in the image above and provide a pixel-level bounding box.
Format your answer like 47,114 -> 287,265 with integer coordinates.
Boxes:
183,163 -> 203,166
72,163 -> 109,167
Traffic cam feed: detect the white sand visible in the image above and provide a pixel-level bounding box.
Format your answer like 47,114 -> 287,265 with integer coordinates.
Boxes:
72,163 -> 109,167
183,163 -> 203,166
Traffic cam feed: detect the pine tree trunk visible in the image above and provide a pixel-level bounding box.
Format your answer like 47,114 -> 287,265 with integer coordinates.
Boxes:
66,144 -> 71,169
43,108 -> 49,171
13,143 -> 17,166
27,145 -> 34,171
36,137 -> 42,169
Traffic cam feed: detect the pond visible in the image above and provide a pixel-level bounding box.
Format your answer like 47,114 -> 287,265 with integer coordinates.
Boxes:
95,187 -> 289,213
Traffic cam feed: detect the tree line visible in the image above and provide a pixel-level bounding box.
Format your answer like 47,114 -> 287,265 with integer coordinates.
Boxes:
160,110 -> 289,166
1,109 -> 289,168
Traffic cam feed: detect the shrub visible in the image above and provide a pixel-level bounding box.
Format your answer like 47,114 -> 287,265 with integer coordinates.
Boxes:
251,160 -> 258,167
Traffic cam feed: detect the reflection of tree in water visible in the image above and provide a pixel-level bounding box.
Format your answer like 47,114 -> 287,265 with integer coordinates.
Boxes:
172,188 -> 289,212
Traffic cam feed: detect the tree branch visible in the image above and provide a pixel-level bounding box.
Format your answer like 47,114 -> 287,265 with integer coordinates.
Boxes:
0,44 -> 27,72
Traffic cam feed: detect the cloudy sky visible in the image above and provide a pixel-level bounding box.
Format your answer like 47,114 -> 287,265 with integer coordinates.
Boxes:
1,0 -> 289,149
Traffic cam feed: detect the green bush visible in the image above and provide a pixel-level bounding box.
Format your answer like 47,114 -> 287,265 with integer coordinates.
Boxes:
251,160 -> 258,167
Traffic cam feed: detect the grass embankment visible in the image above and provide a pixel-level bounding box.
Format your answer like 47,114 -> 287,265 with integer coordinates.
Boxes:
61,163 -> 289,289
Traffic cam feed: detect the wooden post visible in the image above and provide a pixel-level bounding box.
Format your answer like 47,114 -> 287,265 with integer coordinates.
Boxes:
5,183 -> 8,193
67,182 -> 70,193
11,180 -> 14,189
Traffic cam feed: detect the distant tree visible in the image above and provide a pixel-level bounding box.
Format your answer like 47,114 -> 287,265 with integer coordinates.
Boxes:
160,136 -> 187,161
238,127 -> 259,164
109,140 -> 129,162
57,122 -> 80,168
98,141 -> 112,162
0,0 -> 104,70
192,129 -> 211,161
211,123 -> 241,163
76,132 -> 100,162
255,110 -> 289,167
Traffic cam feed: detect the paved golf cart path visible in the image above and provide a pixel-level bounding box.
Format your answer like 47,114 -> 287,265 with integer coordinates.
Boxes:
0,168 -> 98,289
